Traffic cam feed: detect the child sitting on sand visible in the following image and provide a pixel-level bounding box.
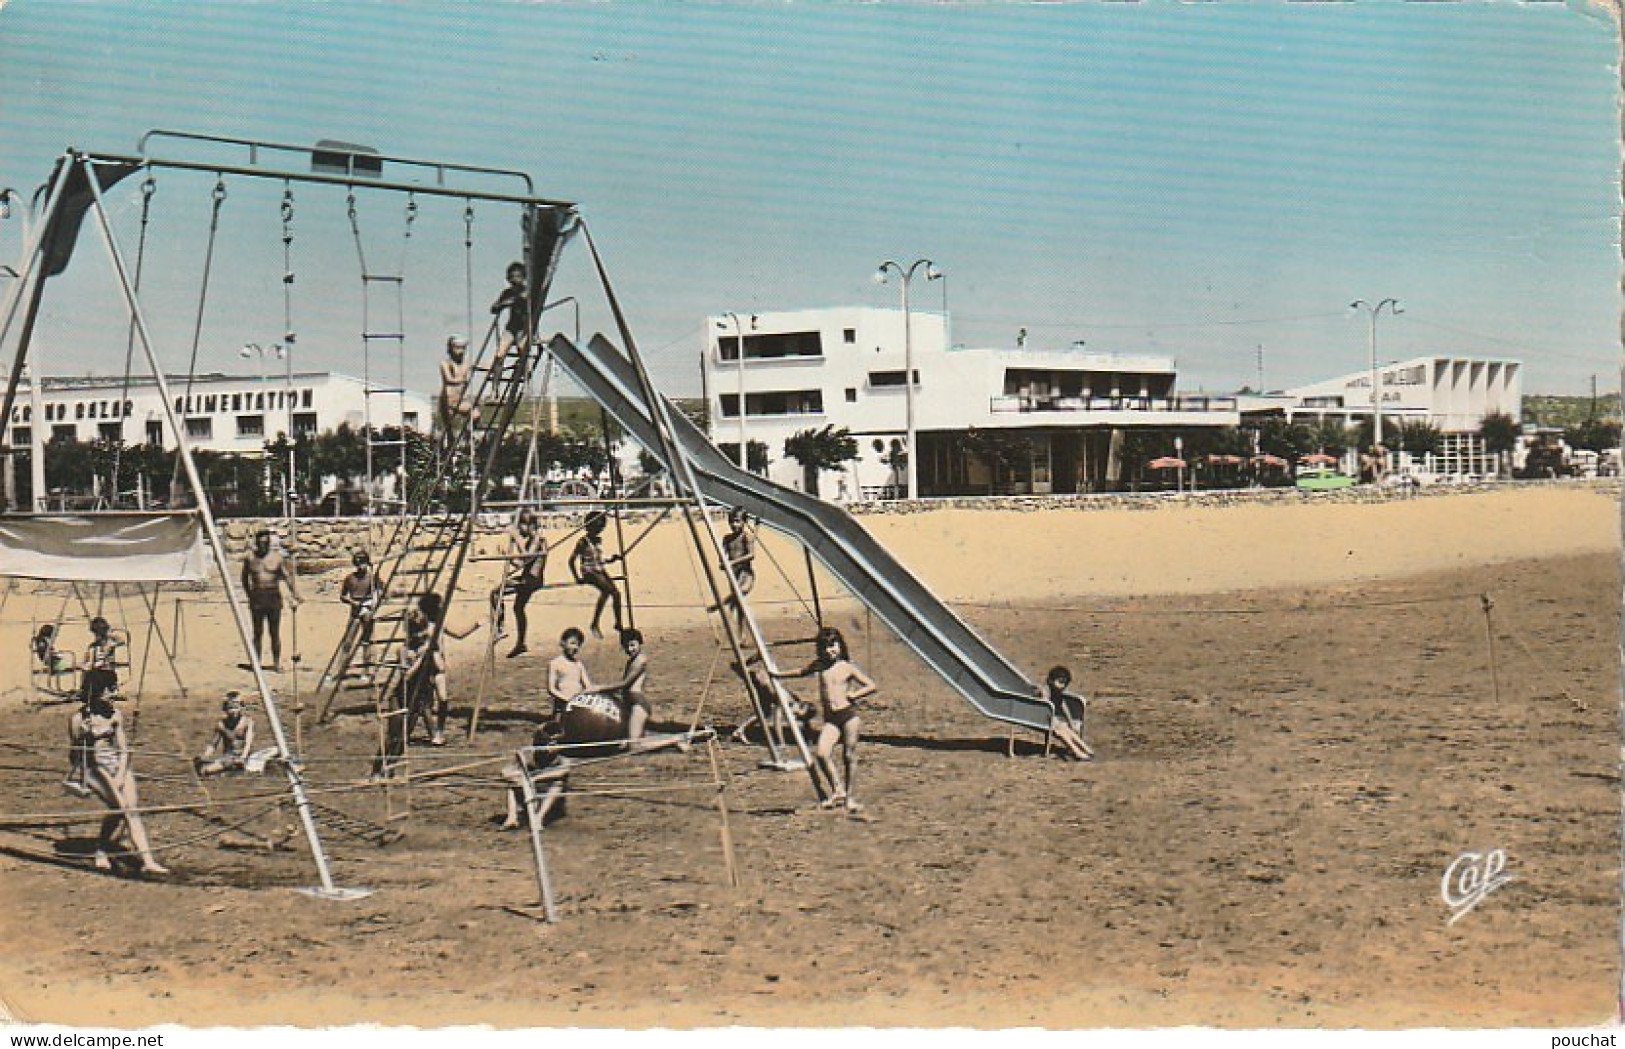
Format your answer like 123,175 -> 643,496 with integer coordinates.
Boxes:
500,722 -> 571,831
195,691 -> 256,776
1041,665 -> 1093,762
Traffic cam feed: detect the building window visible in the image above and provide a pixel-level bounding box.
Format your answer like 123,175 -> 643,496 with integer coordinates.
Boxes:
721,390 -> 825,418
19,406 -> 28,423
843,328 -> 856,344
185,417 -> 212,440
123,400 -> 132,418
237,415 -> 265,438
51,424 -> 76,442
845,388 -> 857,403
204,395 -> 217,413
12,427 -> 29,446
98,422 -> 122,442
146,420 -> 164,445
302,388 -> 313,408
292,412 -> 318,437
718,330 -> 824,362
75,402 -> 84,420
867,370 -> 919,388
232,393 -> 242,412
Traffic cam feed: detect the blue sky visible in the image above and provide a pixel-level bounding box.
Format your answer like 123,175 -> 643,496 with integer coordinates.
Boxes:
0,2 -> 1617,399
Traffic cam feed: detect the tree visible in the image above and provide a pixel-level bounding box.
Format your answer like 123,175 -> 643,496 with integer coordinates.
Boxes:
958,428 -> 1034,494
783,425 -> 858,497
1251,417 -> 1316,462
1180,426 -> 1253,461
1311,418 -> 1351,456
746,440 -> 770,475
1394,420 -> 1442,460
1479,412 -> 1520,478
1565,417 -> 1621,453
716,440 -> 770,475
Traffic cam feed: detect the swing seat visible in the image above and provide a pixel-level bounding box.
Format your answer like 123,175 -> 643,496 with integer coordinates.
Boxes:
30,641 -> 79,698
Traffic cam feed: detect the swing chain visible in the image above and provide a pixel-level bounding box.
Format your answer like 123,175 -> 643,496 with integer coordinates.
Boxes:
403,192 -> 418,236
463,201 -> 474,248
210,175 -> 227,208
281,184 -> 296,285
140,176 -> 156,208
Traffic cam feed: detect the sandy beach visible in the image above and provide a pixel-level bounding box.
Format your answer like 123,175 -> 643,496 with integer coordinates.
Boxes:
0,482 -> 1616,1028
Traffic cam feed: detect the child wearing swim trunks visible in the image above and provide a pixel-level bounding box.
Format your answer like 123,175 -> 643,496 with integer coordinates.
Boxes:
769,627 -> 875,813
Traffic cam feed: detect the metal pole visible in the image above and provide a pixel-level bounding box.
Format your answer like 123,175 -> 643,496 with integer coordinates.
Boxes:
284,346 -> 295,519
1351,298 -> 1401,450
902,278 -> 914,500
877,260 -> 940,501
81,154 -> 354,899
25,364 -> 44,510
721,312 -> 751,470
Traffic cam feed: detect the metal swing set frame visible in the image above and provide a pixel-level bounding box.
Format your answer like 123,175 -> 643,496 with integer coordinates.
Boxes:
0,131 -> 830,905
0,133 -> 578,898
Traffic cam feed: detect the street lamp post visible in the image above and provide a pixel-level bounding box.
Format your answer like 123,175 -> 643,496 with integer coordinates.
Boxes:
717,312 -> 757,470
241,342 -> 292,517
1349,298 -> 1402,449
875,259 -> 942,500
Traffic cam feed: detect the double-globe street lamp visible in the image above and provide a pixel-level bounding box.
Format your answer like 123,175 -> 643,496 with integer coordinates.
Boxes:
240,342 -> 293,518
1349,298 -> 1402,450
875,259 -> 942,500
716,311 -> 757,470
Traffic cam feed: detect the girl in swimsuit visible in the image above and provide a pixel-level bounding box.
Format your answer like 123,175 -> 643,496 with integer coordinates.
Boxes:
68,690 -> 166,874
770,627 -> 876,813
401,592 -> 481,748
79,616 -> 123,705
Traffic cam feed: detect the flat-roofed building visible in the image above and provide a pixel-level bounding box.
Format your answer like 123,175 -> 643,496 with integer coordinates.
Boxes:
1243,355 -> 1523,476
6,371 -> 433,455
702,307 -> 1240,496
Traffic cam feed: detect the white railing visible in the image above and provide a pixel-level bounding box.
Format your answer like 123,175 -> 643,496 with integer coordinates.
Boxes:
988,394 -> 1238,414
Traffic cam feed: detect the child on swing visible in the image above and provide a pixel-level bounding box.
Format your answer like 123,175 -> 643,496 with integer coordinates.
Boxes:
569,512 -> 623,640
32,623 -> 75,692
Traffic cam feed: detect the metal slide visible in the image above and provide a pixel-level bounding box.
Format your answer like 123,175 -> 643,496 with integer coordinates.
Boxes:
547,334 -> 1052,731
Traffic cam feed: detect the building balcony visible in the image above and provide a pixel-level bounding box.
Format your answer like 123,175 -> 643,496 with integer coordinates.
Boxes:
989,393 -> 1237,414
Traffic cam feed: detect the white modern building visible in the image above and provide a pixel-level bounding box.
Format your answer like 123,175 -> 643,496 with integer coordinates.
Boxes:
1245,355 -> 1523,475
702,307 -> 1528,496
703,307 -> 1239,496
6,371 -> 433,455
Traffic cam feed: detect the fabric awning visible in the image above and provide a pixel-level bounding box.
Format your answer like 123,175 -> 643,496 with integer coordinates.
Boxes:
0,512 -> 210,581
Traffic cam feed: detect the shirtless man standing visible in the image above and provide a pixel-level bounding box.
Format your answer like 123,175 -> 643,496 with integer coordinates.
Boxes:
241,530 -> 299,673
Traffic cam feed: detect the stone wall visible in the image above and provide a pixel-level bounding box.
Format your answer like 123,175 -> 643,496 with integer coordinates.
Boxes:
843,477 -> 1621,516
221,477 -> 1620,569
